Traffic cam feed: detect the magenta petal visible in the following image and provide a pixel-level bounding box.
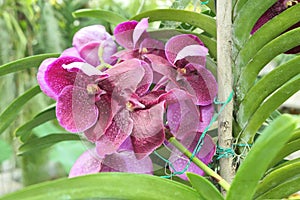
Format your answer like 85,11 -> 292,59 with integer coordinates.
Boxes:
198,104 -> 214,132
139,90 -> 166,107
73,25 -> 108,50
56,85 -> 98,132
135,61 -> 153,96
167,100 -> 200,140
131,102 -> 165,159
61,47 -> 81,58
96,109 -> 133,156
101,150 -> 153,174
69,149 -> 102,178
62,61 -> 107,76
165,34 -> 206,67
132,18 -> 149,48
78,42 -> 101,66
102,59 -> 146,106
114,20 -> 138,49
37,58 -> 57,100
41,56 -> 84,100
169,132 -> 216,180
84,94 -> 114,142
180,64 -> 218,105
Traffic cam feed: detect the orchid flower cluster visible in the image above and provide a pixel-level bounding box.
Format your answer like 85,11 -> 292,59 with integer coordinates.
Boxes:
37,18 -> 218,180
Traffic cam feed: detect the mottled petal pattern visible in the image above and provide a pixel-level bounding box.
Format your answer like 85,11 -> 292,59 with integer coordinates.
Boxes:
101,150 -> 153,174
165,34 -> 206,67
114,20 -> 138,49
56,86 -> 99,132
69,149 -> 102,178
96,109 -> 133,156
131,102 -> 165,159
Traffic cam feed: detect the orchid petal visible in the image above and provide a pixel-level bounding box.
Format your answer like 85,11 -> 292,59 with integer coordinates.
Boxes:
135,61 -> 153,96
56,86 -> 98,132
169,132 -> 216,180
96,109 -> 133,156
165,34 -> 206,67
174,45 -> 208,64
60,47 -> 81,58
62,61 -> 107,76
69,149 -> 103,178
101,150 -> 153,174
167,99 -> 200,139
182,64 -> 218,105
131,101 -> 165,159
72,25 -> 108,50
37,58 -> 58,100
84,94 -> 114,142
133,18 -> 149,48
198,104 -> 214,132
78,42 -> 101,67
41,56 -> 83,100
114,20 -> 138,49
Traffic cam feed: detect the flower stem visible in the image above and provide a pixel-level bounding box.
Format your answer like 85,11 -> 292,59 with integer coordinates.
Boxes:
168,137 -> 231,191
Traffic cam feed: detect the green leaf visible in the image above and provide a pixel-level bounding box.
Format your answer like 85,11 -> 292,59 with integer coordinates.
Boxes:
235,4 -> 300,68
0,173 -> 201,200
226,114 -> 298,200
233,0 -> 276,49
254,161 -> 300,199
268,138 -> 300,168
0,53 -> 59,77
0,85 -> 41,135
239,75 -> 300,143
237,56 -> 300,128
187,173 -> 224,200
15,105 -> 56,142
256,176 -> 300,199
131,9 -> 217,38
18,133 -> 81,155
237,28 -> 300,101
72,9 -> 127,25
0,139 -> 13,164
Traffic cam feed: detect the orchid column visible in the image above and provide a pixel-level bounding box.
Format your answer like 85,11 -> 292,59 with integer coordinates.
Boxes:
217,0 -> 235,187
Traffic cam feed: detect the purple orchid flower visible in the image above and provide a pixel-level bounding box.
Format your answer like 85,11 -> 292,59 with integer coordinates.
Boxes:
72,25 -> 117,66
69,146 -> 153,178
168,132 -> 216,180
37,56 -> 108,132
252,0 -> 300,54
113,18 -> 166,62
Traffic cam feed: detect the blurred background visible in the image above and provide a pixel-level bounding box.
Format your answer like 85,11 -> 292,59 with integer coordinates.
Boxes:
0,0 -> 299,196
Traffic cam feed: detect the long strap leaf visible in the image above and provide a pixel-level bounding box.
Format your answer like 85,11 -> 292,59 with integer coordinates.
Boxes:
226,114 -> 298,200
237,56 -> 300,127
131,9 -> 217,38
18,133 -> 81,155
254,161 -> 300,199
0,85 -> 41,135
237,28 -> 300,101
15,105 -> 56,142
72,9 -> 127,24
235,4 -> 300,67
233,0 -> 276,49
0,173 -> 201,200
0,53 -> 59,77
239,75 -> 300,143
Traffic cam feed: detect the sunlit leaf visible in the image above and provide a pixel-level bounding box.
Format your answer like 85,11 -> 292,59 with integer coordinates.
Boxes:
226,114 -> 298,200
0,173 -> 201,200
0,53 -> 59,77
0,85 -> 41,135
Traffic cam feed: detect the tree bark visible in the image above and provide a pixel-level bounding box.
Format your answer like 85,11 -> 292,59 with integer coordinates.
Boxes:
216,0 -> 235,193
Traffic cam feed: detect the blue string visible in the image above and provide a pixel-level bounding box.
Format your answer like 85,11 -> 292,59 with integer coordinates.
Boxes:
156,91 -> 234,179
216,145 -> 235,160
200,0 -> 210,5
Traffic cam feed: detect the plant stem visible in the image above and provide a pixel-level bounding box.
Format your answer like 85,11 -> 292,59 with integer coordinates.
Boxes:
168,137 -> 231,191
216,0 -> 235,190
